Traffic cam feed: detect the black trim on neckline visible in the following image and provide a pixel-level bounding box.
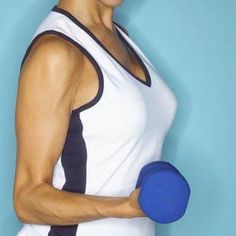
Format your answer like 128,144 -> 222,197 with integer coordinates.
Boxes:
51,4 -> 152,88
20,30 -> 104,116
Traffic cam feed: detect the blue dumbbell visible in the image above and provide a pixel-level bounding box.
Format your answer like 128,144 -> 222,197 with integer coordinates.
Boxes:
135,161 -> 191,224
135,161 -> 181,189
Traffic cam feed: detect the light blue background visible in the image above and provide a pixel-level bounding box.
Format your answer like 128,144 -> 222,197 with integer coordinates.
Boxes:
0,0 -> 235,235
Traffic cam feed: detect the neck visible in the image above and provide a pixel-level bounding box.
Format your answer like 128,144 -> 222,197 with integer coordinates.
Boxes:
57,0 -> 115,31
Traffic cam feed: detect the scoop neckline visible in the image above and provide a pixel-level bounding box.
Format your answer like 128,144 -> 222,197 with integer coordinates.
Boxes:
51,5 -> 152,88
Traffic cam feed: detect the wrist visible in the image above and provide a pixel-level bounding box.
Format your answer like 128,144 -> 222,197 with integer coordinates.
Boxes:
96,196 -> 131,218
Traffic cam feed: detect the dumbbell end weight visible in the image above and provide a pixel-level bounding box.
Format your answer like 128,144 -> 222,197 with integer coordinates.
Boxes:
138,170 -> 191,224
135,161 -> 181,189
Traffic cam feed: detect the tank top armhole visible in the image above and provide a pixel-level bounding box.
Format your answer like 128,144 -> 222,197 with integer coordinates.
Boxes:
19,29 -> 104,117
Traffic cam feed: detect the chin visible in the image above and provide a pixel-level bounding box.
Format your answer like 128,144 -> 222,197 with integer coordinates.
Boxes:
99,0 -> 124,7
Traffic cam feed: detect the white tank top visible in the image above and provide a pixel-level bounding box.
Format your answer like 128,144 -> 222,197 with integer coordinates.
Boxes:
17,4 -> 178,236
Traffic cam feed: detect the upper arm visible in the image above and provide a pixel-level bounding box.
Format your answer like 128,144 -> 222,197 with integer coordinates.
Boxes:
14,35 -> 82,200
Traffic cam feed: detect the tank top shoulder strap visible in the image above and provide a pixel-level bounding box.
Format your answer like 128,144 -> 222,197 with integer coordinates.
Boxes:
20,7 -> 116,72
20,4 -> 157,87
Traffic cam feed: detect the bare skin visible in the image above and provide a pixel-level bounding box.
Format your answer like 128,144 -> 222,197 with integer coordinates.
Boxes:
13,0 -> 147,226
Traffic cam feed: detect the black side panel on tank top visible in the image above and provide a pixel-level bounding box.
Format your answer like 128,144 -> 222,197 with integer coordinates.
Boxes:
48,114 -> 87,236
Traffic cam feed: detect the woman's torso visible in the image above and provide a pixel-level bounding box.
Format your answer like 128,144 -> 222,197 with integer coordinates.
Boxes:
17,4 -> 178,236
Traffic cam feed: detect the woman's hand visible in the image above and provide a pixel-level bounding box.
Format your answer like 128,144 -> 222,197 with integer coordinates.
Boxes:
124,187 -> 146,218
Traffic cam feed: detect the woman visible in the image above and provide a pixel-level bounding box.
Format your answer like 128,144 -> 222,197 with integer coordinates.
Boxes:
13,0 -> 178,235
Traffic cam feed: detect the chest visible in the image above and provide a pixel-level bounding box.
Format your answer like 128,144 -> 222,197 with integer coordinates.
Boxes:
79,67 -> 178,142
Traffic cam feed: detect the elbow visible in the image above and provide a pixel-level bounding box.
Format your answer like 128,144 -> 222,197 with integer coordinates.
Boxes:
14,194 -> 30,223
13,186 -> 37,224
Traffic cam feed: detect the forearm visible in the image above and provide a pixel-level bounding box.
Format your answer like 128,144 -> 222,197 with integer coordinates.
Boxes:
16,182 -> 132,225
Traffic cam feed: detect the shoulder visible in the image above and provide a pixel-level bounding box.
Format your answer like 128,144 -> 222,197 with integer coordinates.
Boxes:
21,34 -> 84,76
19,34 -> 85,103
